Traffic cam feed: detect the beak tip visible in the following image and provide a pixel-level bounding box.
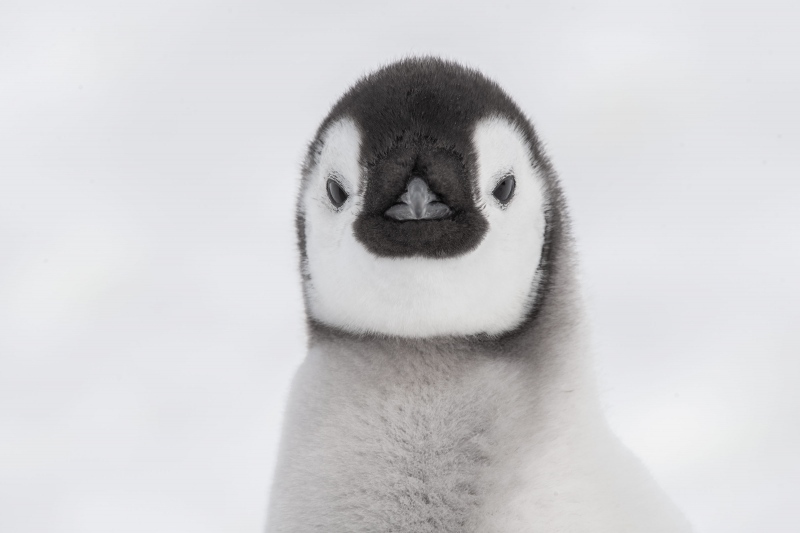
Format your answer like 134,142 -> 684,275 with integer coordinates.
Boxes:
384,177 -> 452,221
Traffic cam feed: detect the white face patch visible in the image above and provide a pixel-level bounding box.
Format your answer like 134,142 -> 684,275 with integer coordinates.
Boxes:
300,116 -> 547,338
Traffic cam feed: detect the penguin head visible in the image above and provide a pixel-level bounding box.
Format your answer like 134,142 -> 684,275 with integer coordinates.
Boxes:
297,58 -> 563,339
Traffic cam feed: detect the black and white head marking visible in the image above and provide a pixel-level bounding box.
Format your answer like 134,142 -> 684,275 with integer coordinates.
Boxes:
297,58 -> 561,339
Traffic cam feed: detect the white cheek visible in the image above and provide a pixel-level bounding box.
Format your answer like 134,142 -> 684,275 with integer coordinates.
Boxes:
302,117 -> 362,250
302,116 -> 547,338
473,115 -> 547,272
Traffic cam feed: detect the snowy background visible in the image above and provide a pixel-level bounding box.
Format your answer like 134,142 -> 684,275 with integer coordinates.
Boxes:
1,1 -> 798,532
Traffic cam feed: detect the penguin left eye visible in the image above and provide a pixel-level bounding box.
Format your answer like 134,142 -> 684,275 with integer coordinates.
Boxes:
326,178 -> 348,208
492,175 -> 516,204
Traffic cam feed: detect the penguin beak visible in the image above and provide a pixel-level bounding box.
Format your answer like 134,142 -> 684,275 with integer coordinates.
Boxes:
384,177 -> 453,221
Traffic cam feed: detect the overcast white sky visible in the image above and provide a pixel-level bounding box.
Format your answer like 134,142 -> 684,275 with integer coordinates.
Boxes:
1,1 -> 798,532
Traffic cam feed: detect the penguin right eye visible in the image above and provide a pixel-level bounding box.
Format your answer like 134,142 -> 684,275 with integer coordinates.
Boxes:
492,174 -> 516,204
326,178 -> 348,208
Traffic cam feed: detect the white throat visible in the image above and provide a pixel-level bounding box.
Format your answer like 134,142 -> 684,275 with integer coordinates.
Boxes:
301,116 -> 547,338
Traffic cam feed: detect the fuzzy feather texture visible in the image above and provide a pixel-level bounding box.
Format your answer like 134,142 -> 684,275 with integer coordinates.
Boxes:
268,57 -> 692,533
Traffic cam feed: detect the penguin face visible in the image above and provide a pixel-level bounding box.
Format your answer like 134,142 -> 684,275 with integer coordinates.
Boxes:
298,60 -> 552,338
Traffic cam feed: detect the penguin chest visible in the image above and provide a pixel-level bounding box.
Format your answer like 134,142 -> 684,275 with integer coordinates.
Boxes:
268,346 -> 523,533
268,345 -> 691,533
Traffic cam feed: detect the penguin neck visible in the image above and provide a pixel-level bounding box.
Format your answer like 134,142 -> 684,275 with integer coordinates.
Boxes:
304,248 -> 598,420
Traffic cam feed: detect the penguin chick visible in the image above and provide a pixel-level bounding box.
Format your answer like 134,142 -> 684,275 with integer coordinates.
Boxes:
267,57 -> 692,533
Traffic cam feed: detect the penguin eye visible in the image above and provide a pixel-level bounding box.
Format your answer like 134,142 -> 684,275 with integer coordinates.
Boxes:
326,178 -> 348,208
492,174 -> 516,204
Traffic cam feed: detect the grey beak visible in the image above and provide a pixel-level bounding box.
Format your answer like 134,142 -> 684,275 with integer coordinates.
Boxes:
384,177 -> 453,221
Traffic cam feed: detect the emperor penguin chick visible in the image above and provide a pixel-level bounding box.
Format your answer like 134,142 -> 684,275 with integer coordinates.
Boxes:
267,58 -> 692,533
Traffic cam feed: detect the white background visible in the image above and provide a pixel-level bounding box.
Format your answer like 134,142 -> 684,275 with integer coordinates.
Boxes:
1,1 -> 798,531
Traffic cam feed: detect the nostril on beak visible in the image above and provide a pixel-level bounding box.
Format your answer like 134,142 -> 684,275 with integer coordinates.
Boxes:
384,177 -> 453,221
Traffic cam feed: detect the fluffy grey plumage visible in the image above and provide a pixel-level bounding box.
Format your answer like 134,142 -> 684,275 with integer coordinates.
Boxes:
267,57 -> 692,532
